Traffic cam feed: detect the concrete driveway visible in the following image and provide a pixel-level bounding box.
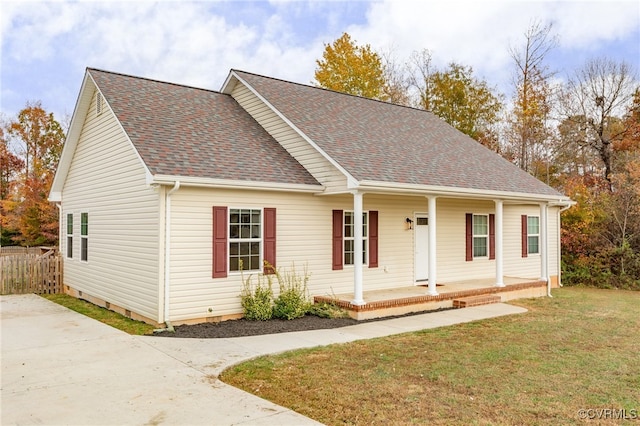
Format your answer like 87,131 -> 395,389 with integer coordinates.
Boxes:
1,294 -> 527,425
1,294 -> 320,425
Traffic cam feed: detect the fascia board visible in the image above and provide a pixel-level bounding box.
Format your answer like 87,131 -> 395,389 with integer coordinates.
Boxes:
49,71 -> 93,202
356,180 -> 573,204
149,174 -> 325,193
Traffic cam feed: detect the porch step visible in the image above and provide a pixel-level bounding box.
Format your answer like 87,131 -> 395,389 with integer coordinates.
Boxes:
452,294 -> 501,308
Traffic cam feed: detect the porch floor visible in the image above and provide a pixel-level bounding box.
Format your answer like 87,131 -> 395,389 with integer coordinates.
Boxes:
313,277 -> 547,320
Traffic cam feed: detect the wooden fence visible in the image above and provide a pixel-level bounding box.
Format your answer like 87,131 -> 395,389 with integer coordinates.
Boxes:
0,250 -> 63,295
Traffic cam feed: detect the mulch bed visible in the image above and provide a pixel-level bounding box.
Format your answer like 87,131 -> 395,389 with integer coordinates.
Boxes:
154,307 -> 453,339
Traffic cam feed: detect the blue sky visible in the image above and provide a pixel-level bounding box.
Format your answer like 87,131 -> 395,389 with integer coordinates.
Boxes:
1,0 -> 639,124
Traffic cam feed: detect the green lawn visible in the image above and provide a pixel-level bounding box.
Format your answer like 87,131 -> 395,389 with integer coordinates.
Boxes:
41,293 -> 155,335
221,288 -> 640,425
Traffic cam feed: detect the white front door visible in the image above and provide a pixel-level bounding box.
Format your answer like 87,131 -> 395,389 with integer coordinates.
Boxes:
415,215 -> 429,282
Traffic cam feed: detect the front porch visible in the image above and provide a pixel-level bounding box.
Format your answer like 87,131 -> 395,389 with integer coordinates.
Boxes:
313,277 -> 548,320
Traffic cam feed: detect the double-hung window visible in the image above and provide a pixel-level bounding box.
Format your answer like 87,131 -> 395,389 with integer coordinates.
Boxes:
80,213 -> 88,261
473,214 -> 489,258
343,211 -> 368,266
527,216 -> 540,255
66,213 -> 73,259
228,208 -> 262,272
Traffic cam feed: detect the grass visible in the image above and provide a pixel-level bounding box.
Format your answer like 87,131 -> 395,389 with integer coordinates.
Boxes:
220,287 -> 640,425
41,293 -> 155,335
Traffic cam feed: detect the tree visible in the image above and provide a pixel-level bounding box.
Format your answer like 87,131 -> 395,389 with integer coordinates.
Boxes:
2,102 -> 64,246
406,49 -> 436,109
0,126 -> 24,246
419,62 -> 503,147
504,20 -> 558,175
560,58 -> 638,184
560,92 -> 640,288
379,48 -> 411,106
314,33 -> 389,101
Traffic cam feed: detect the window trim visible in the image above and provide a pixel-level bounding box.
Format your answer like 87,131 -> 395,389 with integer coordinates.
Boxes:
66,213 -> 73,259
343,210 -> 369,267
80,212 -> 88,262
472,214 -> 489,258
527,215 -> 540,255
228,207 -> 264,274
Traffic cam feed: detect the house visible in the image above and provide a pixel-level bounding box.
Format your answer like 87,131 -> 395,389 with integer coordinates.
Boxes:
50,68 -> 572,326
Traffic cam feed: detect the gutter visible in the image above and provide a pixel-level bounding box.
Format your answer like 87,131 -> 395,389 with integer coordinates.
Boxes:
162,181 -> 180,332
356,180 -> 573,204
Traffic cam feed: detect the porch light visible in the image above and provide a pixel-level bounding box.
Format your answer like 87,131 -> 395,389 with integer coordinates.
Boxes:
405,217 -> 414,230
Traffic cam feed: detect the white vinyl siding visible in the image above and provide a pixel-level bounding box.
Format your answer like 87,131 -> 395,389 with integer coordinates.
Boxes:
503,205 -> 546,279
167,190 -> 423,321
166,191 -> 561,322
231,83 -> 347,192
60,89 -> 160,321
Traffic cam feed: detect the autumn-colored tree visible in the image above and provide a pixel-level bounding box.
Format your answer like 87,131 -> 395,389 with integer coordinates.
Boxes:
560,91 -> 640,289
379,48 -> 411,106
614,89 -> 640,159
505,20 -> 558,175
420,62 -> 503,147
0,126 -> 24,245
2,102 -> 64,246
314,33 -> 389,101
560,58 -> 638,184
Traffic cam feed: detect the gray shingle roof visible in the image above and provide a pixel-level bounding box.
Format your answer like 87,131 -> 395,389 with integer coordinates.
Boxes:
234,70 -> 564,197
88,69 -> 319,186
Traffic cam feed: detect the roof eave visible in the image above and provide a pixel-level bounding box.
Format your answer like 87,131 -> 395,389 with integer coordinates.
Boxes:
149,174 -> 325,193
355,180 -> 572,204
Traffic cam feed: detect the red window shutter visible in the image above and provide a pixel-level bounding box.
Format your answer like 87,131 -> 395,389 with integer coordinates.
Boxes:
212,206 -> 228,278
521,215 -> 528,258
489,214 -> 496,260
332,210 -> 343,270
369,211 -> 378,268
465,213 -> 473,261
263,208 -> 276,275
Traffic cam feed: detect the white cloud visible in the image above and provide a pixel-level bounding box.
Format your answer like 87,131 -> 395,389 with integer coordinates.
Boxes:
1,0 -> 638,121
341,0 -> 638,97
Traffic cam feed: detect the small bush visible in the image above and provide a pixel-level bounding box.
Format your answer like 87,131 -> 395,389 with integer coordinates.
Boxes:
240,267 -> 273,321
272,263 -> 311,320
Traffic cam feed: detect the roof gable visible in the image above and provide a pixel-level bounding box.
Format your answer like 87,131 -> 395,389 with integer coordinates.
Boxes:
86,69 -> 319,187
231,70 -> 564,198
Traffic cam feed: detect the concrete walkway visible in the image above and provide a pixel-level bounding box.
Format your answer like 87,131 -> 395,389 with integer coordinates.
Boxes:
1,294 -> 527,425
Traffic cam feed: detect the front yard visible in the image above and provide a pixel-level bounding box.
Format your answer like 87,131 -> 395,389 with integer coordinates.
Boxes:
220,287 -> 640,425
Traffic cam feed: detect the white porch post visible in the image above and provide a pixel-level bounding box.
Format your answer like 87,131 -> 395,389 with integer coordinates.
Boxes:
540,202 -> 549,282
352,191 -> 365,305
495,199 -> 505,287
427,196 -> 438,296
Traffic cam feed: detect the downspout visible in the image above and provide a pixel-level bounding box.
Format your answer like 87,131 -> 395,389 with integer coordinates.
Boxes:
540,203 -> 551,297
557,204 -> 573,289
163,181 -> 180,331
56,203 -> 62,253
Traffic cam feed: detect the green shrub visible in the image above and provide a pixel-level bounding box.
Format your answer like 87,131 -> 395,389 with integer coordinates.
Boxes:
272,263 -> 311,320
240,267 -> 273,321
